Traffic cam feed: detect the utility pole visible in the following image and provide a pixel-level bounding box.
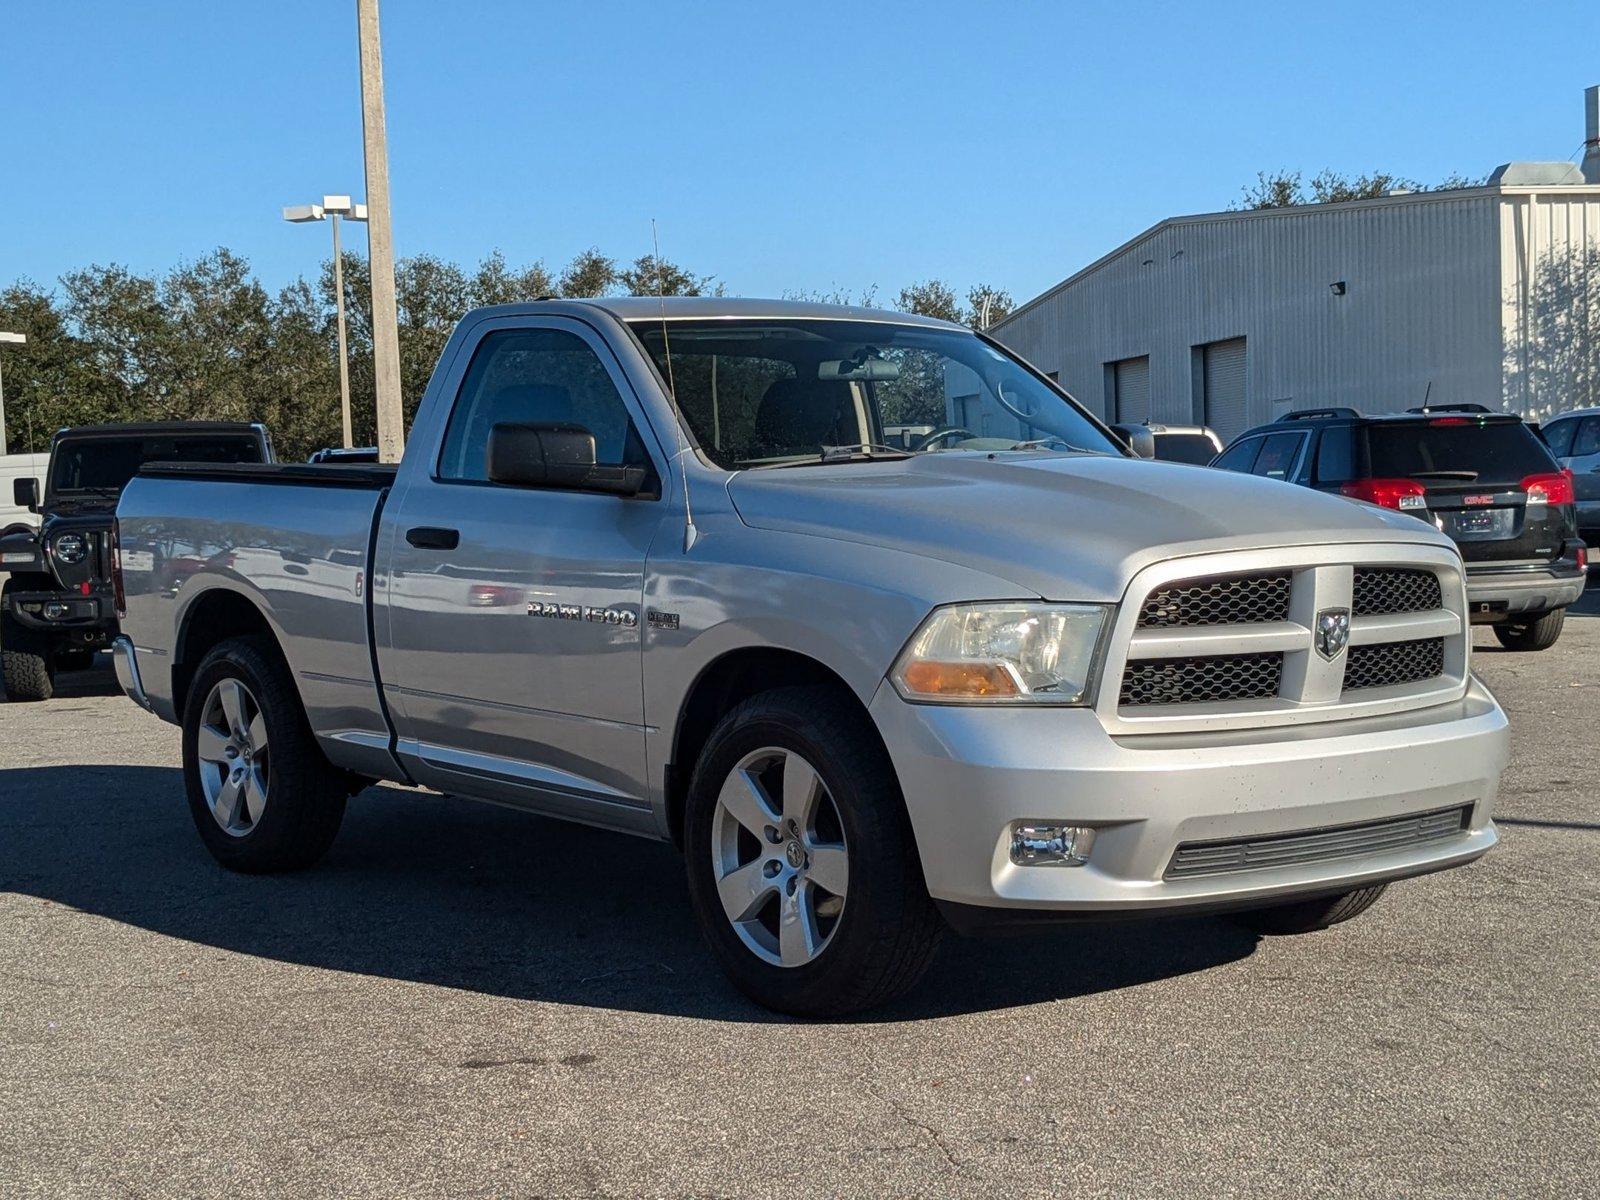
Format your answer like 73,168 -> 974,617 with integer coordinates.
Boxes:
356,0 -> 405,462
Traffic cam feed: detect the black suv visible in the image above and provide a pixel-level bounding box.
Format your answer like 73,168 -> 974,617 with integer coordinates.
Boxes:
1,422 -> 272,700
1212,405 -> 1586,651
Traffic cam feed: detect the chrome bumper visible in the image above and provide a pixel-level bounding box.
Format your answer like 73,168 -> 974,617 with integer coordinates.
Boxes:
111,636 -> 153,712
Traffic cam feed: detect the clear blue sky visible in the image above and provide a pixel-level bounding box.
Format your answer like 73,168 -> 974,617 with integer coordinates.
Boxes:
5,0 -> 1599,307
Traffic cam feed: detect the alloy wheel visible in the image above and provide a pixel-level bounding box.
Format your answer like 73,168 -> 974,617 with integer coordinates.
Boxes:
195,677 -> 270,837
710,746 -> 849,967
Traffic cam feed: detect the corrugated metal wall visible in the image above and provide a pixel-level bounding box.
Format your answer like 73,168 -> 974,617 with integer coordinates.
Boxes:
994,193 -> 1507,441
1499,190 -> 1600,421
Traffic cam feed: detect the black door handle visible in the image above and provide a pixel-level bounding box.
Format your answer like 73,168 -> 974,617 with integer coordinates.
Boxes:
406,526 -> 460,550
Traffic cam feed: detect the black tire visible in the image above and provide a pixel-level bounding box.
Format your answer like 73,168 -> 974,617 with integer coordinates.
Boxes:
683,685 -> 943,1017
181,635 -> 350,872
1493,607 -> 1565,652
1231,883 -> 1388,935
1,611 -> 55,701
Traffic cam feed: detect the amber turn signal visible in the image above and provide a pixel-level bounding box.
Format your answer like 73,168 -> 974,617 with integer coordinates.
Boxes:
898,660 -> 1022,698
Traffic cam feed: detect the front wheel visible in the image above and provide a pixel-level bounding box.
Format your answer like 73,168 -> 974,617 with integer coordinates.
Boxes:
1,609 -> 55,701
1230,884 -> 1388,935
1493,607 -> 1565,652
683,686 -> 943,1017
181,636 -> 351,872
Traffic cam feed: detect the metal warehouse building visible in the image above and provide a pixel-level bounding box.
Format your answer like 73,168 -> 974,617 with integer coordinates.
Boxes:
993,89 -> 1600,442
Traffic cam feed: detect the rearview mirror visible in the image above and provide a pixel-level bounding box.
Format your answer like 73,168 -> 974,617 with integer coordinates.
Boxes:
819,358 -> 901,382
486,423 -> 648,497
12,477 -> 39,511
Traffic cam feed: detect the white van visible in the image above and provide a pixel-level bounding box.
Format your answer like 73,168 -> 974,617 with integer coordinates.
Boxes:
0,452 -> 50,535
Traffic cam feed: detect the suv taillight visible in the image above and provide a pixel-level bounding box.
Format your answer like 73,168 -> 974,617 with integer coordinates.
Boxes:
1521,469 -> 1574,507
1340,478 -> 1429,512
111,519 -> 127,619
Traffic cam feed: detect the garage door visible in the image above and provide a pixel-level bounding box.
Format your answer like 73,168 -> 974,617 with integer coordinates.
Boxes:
1202,338 -> 1247,438
1112,356 -> 1150,423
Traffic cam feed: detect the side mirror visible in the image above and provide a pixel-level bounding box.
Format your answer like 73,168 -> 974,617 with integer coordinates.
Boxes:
1126,428 -> 1157,459
486,423 -> 648,496
13,477 -> 40,512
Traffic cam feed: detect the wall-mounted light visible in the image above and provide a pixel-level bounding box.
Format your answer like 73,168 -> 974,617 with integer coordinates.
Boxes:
1330,281 -> 1348,296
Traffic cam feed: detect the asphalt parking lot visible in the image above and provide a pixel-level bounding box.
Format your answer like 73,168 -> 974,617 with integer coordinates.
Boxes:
2,586 -> 1597,1198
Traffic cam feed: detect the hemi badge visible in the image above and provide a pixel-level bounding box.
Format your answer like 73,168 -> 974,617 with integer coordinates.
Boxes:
1463,495 -> 1494,506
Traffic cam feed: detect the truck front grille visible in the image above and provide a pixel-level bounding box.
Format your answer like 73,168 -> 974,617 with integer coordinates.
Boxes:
1137,572 -> 1291,628
1352,568 -> 1443,616
1103,553 -> 1466,729
1164,805 -> 1470,879
1120,653 -> 1283,707
1342,637 -> 1445,692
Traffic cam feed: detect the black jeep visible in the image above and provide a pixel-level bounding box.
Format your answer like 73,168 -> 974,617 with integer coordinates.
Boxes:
0,422 -> 272,700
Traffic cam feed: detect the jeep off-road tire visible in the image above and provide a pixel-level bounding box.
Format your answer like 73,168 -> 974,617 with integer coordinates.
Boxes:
1,609 -> 55,702
181,635 -> 350,872
683,686 -> 943,1017
1230,883 -> 1388,935
1493,607 -> 1565,652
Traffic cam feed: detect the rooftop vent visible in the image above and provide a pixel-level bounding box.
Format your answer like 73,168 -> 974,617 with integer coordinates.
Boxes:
1488,161 -> 1587,186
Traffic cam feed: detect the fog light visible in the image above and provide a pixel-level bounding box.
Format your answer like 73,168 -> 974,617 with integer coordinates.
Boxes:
1010,823 -> 1094,867
43,602 -> 70,620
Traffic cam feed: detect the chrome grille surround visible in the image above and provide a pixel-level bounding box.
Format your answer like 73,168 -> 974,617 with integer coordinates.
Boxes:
1097,543 -> 1469,735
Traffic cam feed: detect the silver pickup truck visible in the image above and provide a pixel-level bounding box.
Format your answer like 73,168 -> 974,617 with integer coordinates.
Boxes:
112,298 -> 1509,1015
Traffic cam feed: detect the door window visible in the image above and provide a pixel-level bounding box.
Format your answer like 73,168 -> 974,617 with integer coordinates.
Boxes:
438,328 -> 649,482
1249,432 -> 1305,480
1542,418 -> 1577,458
1212,436 -> 1263,473
1572,416 -> 1600,458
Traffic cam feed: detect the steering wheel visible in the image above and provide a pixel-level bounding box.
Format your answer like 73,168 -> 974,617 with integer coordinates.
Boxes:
912,427 -> 976,451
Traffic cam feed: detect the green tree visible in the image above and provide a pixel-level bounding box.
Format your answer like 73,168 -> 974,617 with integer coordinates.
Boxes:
558,249 -> 616,298
1239,168 -> 1485,209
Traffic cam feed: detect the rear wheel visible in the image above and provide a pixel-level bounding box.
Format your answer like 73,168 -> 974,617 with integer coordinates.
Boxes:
1231,884 -> 1388,935
181,636 -> 350,872
1493,607 -> 1565,652
1,612 -> 55,701
683,686 -> 943,1017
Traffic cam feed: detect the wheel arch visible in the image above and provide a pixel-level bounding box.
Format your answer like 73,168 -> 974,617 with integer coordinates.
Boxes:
172,587 -> 284,716
665,645 -> 896,849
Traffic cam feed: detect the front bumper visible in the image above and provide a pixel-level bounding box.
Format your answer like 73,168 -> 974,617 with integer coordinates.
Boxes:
870,676 -> 1507,916
1,587 -> 114,633
1464,560 -> 1585,619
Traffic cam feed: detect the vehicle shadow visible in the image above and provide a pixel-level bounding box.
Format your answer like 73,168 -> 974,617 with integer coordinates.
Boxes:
0,764 -> 1258,1023
0,653 -> 121,702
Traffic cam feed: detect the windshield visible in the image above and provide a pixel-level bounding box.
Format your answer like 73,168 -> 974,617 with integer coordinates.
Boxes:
629,318 -> 1121,469
51,434 -> 264,494
1153,434 -> 1221,465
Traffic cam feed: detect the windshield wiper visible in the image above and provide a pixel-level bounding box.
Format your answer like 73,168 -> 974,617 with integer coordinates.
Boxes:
814,443 -> 915,463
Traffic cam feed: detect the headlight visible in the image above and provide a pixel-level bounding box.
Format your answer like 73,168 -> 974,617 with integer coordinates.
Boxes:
890,602 -> 1109,705
53,533 -> 87,564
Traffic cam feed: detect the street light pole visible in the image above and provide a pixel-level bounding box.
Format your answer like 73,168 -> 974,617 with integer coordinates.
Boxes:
356,0 -> 405,463
284,198 -> 368,449
330,210 -> 352,450
0,332 -> 26,456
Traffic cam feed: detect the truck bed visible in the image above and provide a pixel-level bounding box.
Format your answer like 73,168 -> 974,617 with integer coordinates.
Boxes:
116,467 -> 398,780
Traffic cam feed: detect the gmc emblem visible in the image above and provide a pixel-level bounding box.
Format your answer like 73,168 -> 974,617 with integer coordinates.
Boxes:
1463,494 -> 1494,506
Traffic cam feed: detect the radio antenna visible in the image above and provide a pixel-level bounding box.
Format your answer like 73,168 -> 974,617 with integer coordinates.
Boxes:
653,218 -> 697,551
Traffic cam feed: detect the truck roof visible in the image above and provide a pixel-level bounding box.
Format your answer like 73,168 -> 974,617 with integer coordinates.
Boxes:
476,296 -> 968,331
53,421 -> 267,441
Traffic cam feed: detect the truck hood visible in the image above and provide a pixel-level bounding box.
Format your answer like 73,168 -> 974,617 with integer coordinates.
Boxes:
725,453 -> 1452,601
